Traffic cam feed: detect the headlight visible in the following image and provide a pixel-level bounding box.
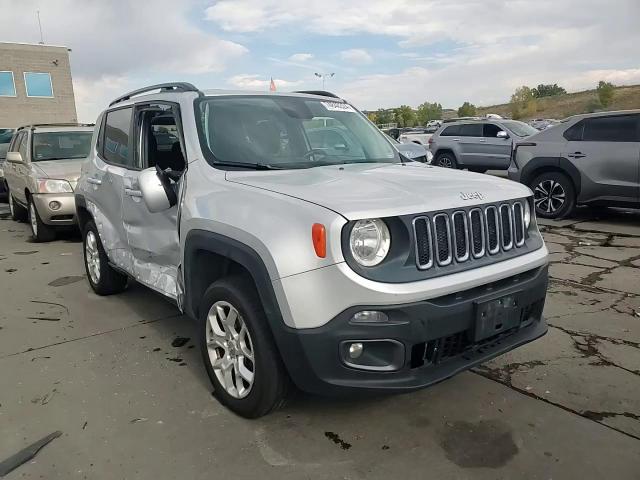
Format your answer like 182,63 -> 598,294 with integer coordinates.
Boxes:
349,218 -> 391,267
524,199 -> 531,228
37,179 -> 73,194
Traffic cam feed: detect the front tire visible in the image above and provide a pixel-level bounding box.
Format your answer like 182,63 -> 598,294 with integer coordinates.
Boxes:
28,198 -> 56,242
531,171 -> 576,219
8,192 -> 28,222
435,152 -> 458,169
200,276 -> 290,418
83,220 -> 128,295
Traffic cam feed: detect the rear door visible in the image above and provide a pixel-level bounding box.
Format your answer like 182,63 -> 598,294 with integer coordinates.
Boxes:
563,114 -> 640,203
456,123 -> 484,166
481,123 -> 512,169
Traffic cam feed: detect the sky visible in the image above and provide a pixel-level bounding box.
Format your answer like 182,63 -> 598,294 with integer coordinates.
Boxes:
2,0 -> 639,122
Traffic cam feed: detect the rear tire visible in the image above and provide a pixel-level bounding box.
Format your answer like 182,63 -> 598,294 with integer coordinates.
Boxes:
8,192 -> 27,222
200,275 -> 290,418
28,198 -> 56,242
83,220 -> 128,295
435,152 -> 458,169
531,171 -> 576,219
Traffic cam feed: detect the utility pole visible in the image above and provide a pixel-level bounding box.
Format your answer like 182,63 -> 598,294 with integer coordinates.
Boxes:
314,72 -> 335,90
37,10 -> 44,44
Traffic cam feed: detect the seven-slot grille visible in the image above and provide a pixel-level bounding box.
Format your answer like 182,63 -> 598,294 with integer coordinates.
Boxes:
413,201 -> 528,270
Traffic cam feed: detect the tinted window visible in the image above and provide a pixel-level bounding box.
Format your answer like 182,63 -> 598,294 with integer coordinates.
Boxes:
483,124 -> 502,138
582,115 -> 639,142
24,72 -> 53,97
0,71 -> 16,96
440,125 -> 460,136
33,132 -> 92,161
563,121 -> 584,141
458,123 -> 483,137
102,108 -> 133,167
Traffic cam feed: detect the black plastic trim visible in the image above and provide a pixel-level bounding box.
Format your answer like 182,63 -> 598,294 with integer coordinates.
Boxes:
519,156 -> 582,196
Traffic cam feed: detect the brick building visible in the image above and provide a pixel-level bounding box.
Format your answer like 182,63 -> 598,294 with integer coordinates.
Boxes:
0,42 -> 78,127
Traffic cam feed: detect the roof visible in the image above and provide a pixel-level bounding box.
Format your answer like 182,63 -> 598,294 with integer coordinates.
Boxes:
564,109 -> 640,121
0,41 -> 71,51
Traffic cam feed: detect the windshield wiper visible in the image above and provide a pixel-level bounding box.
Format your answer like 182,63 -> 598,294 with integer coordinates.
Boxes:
212,160 -> 283,170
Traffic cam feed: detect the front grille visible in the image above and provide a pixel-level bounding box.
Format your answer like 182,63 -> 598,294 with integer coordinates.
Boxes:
413,200 -> 528,270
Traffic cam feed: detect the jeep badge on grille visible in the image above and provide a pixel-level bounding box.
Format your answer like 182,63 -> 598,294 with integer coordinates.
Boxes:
460,191 -> 484,200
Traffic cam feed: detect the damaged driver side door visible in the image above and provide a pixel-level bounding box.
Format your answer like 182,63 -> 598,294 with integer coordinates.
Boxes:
121,102 -> 186,300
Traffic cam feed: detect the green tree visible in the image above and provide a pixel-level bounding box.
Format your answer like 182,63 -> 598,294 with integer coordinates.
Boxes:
394,105 -> 416,127
416,102 -> 443,125
510,86 -> 537,120
585,98 -> 602,113
375,108 -> 394,125
366,111 -> 378,123
532,83 -> 566,98
457,102 -> 477,117
596,80 -> 615,107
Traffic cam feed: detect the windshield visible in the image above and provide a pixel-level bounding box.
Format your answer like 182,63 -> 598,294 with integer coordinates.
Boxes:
502,120 -> 538,137
196,96 -> 399,169
33,131 -> 93,161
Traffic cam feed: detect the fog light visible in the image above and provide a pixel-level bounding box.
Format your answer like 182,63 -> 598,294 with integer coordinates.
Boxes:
49,201 -> 61,210
352,310 -> 388,323
348,342 -> 364,359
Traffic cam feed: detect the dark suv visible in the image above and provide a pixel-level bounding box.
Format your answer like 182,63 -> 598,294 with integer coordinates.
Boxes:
429,120 -> 538,172
508,110 -> 640,219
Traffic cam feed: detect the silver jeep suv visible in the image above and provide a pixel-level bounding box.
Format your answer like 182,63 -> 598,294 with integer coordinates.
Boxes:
76,83 -> 549,418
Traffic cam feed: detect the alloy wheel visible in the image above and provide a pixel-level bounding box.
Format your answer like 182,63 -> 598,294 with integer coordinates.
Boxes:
29,202 -> 38,237
85,230 -> 101,284
8,194 -> 14,217
438,156 -> 453,168
206,300 -> 255,399
534,179 -> 566,214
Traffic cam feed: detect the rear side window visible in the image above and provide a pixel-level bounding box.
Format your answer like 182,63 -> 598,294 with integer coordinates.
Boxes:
440,125 -> 460,136
563,122 -> 584,141
102,107 -> 134,167
582,115 -> 639,142
458,123 -> 483,137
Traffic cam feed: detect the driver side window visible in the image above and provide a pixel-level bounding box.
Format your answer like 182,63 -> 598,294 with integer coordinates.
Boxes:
483,124 -> 502,138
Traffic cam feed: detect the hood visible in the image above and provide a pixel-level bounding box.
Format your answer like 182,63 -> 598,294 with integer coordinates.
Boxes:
33,159 -> 85,183
226,163 -> 532,219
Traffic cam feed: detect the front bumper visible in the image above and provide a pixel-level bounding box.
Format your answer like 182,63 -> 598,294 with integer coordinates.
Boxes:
275,265 -> 548,395
31,193 -> 77,225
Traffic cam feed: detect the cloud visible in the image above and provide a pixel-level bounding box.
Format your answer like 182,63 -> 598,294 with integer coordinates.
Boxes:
227,74 -> 302,90
340,49 -> 373,65
289,53 -> 314,62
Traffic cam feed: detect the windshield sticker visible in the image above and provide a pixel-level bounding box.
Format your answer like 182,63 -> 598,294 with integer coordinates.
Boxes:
321,101 -> 356,113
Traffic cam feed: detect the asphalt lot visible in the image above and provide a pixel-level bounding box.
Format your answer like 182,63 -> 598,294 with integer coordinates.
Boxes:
1,201 -> 639,479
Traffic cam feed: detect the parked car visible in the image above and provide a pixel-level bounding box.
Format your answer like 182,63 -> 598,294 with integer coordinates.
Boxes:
429,119 -> 539,172
4,123 -> 94,241
386,134 -> 433,163
509,110 -> 640,219
398,128 -> 433,145
76,83 -> 549,418
529,118 -> 560,131
0,128 -> 16,197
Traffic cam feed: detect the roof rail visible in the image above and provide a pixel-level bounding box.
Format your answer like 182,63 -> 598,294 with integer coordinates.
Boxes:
294,90 -> 341,99
109,82 -> 201,107
18,123 -> 95,130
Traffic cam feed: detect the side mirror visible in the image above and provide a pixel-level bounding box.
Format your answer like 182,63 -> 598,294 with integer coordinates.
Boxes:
6,151 -> 23,163
496,130 -> 509,139
138,167 -> 177,213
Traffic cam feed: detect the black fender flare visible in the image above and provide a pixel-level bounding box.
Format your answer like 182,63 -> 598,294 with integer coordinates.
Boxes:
519,156 -> 582,196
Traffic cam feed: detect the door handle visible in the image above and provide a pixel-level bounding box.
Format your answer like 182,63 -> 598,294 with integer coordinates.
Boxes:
87,177 -> 102,185
125,188 -> 143,198
567,152 -> 586,159
478,139 -> 487,143
453,138 -> 461,141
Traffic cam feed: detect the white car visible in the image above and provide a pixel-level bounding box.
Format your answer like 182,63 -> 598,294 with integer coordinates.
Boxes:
399,129 -> 433,146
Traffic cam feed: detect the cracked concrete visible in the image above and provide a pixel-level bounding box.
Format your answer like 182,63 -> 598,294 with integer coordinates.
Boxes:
2,203 -> 640,479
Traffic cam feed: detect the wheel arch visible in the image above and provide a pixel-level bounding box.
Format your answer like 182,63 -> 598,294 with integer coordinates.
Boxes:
520,157 -> 581,197
75,194 -> 93,233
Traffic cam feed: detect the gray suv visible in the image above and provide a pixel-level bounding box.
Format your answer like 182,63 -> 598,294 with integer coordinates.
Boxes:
430,120 -> 538,172
76,83 -> 549,418
509,110 -> 640,219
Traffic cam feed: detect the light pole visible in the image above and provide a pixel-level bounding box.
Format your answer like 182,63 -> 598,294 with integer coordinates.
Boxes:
314,72 -> 335,90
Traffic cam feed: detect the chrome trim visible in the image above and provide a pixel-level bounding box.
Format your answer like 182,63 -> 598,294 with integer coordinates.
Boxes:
433,213 -> 453,266
484,206 -> 500,255
468,208 -> 486,258
499,204 -> 514,251
451,211 -> 470,262
412,216 -> 434,270
512,202 -> 525,247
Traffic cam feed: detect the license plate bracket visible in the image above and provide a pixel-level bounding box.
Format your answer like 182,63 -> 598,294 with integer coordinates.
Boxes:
473,294 -> 522,342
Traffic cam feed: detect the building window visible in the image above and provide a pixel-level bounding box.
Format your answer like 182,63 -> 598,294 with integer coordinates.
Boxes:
0,71 -> 16,97
24,72 -> 54,98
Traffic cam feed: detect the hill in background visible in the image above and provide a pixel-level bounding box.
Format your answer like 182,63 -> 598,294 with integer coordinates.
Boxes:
476,84 -> 640,120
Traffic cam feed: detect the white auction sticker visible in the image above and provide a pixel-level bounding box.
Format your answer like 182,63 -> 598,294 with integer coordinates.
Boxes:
321,101 -> 356,113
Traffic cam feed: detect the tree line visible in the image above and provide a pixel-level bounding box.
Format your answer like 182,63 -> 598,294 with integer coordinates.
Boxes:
367,81 -> 617,126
